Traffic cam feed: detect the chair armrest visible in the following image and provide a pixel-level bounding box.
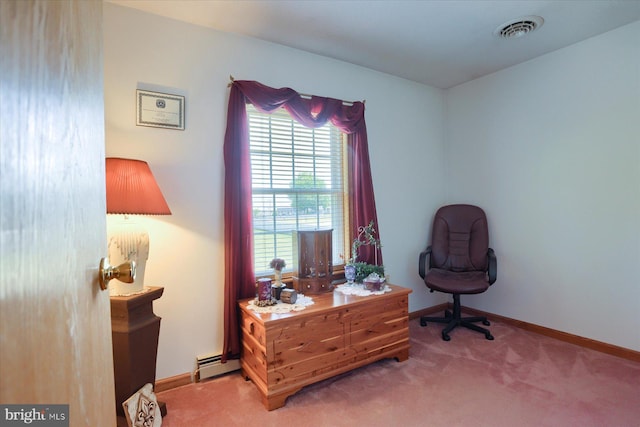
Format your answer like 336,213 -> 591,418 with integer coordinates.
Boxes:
487,248 -> 497,285
418,246 -> 432,279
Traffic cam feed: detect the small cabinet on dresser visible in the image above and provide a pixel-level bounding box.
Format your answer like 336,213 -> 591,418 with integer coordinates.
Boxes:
238,284 -> 411,410
293,229 -> 334,294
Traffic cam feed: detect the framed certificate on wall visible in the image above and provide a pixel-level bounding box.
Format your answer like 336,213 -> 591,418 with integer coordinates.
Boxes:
136,89 -> 185,130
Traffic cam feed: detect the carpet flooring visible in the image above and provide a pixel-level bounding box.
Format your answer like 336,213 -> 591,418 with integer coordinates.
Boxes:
157,317 -> 640,426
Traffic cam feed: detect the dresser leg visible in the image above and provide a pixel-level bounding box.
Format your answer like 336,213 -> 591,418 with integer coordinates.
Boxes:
394,348 -> 409,362
265,388 -> 302,411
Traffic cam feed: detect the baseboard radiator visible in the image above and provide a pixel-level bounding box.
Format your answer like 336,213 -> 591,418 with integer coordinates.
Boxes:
195,353 -> 241,382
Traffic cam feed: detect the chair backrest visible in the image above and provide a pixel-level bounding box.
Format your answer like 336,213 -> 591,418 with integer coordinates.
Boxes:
430,204 -> 489,272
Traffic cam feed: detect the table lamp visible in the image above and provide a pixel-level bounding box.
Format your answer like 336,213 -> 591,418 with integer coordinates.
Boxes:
106,157 -> 171,296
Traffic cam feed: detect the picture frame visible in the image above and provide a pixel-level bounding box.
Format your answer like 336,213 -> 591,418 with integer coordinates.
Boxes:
136,89 -> 185,130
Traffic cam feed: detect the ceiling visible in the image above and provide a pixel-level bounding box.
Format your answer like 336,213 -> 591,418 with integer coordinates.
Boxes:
108,0 -> 640,89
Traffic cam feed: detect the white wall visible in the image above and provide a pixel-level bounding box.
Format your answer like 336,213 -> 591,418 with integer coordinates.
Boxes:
445,21 -> 640,351
104,3 -> 446,379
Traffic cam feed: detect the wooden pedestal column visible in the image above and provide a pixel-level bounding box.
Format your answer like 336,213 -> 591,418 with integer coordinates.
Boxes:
111,286 -> 166,425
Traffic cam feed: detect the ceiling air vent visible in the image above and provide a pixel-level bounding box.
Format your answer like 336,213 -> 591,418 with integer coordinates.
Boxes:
494,16 -> 544,39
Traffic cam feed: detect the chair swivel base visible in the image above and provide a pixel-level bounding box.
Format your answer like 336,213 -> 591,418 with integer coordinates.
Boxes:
420,294 -> 494,341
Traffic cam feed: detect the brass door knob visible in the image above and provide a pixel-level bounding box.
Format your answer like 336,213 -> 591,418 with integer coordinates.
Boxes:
99,258 -> 136,291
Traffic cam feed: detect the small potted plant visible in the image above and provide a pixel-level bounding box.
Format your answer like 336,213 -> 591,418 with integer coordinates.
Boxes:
348,221 -> 383,283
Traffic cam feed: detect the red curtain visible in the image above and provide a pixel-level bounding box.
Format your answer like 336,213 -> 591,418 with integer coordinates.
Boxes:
222,80 -> 382,360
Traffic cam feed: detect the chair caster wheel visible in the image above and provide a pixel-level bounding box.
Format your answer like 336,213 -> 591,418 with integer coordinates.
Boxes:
445,310 -> 452,318
483,320 -> 490,326
442,333 -> 451,341
485,333 -> 494,340
420,318 -> 427,327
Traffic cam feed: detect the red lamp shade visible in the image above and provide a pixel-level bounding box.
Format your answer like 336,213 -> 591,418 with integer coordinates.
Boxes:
105,158 -> 171,215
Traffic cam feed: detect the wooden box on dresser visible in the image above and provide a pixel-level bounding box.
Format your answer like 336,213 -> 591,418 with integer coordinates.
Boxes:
238,284 -> 412,410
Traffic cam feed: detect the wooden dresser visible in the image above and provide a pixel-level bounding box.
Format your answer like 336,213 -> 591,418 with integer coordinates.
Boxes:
238,284 -> 411,410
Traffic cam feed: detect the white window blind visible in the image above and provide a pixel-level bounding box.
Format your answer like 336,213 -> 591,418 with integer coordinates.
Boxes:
248,104 -> 347,275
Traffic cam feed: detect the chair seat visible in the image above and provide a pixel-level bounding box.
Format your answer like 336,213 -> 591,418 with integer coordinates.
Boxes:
425,268 -> 489,294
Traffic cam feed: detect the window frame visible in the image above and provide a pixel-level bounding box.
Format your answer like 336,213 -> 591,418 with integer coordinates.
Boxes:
247,104 -> 350,278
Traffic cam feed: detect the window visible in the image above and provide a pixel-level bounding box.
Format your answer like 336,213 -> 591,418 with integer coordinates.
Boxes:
248,104 -> 347,275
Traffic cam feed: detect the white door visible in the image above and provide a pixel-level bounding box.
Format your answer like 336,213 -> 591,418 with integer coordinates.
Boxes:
0,1 -> 116,425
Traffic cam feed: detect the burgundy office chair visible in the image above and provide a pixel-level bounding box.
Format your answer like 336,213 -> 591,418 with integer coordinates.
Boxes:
418,204 -> 497,341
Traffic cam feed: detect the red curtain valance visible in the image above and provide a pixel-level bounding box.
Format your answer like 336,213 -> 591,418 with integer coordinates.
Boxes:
232,80 -> 366,133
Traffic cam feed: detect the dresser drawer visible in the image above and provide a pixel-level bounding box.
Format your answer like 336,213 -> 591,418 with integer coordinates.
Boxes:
293,277 -> 335,294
